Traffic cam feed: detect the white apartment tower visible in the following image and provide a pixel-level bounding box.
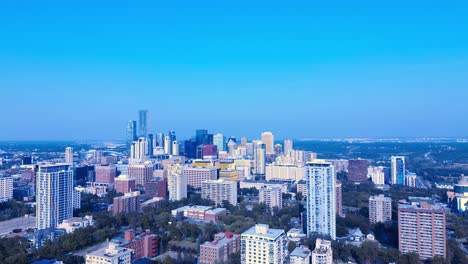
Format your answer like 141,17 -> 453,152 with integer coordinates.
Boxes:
167,165 -> 187,201
201,179 -> 237,206
0,176 -> 13,202
36,163 -> 74,230
369,194 -> 392,225
65,147 -> 73,164
259,186 -> 283,210
241,224 -> 287,264
306,160 -> 336,239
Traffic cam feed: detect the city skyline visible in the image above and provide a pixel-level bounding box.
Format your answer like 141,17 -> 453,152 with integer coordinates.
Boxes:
1,1 -> 468,140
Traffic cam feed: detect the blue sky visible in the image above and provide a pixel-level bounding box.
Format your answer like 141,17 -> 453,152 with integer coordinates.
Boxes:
0,1 -> 467,140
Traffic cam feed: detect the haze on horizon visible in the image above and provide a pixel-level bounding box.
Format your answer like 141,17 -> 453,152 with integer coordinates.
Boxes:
1,1 -> 467,141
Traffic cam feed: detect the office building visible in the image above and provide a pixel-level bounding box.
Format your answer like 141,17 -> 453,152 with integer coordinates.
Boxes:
182,166 -> 218,189
196,129 -> 209,146
213,133 -> 226,152
199,232 -> 241,264
261,132 -> 275,155
227,139 -> 237,156
289,246 -> 311,264
202,145 -> 218,158
336,180 -> 344,218
369,195 -> 392,225
348,159 -> 368,182
259,186 -> 282,210
164,136 -> 171,154
405,172 -> 417,187
241,224 -> 287,264
0,176 -> 13,202
128,162 -> 153,186
311,239 -> 333,264
138,110 -> 149,138
126,120 -> 137,146
306,160 -> 336,239
147,133 -> 154,155
130,137 -> 149,161
65,147 -> 73,164
253,142 -> 266,175
85,242 -> 133,264
113,229 -> 158,260
391,156 -> 406,185
95,164 -> 117,184
168,165 -> 187,201
265,164 -> 305,181
201,179 -> 237,206
172,140 -> 179,155
112,191 -> 140,215
283,139 -> 293,156
115,175 -> 136,194
144,177 -> 167,198
219,169 -> 241,182
36,164 -> 74,230
447,174 -> 468,212
368,166 -> 385,185
398,201 -> 446,260
156,132 -> 164,147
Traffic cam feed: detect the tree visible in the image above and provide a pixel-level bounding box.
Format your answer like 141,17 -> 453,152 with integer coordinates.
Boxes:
398,252 -> 420,264
287,241 -> 296,253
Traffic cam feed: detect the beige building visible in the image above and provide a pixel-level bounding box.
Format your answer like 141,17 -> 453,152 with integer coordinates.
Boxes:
241,224 -> 286,264
259,186 -> 282,210
266,164 -> 305,181
311,239 -> 333,264
201,179 -> 237,206
86,243 -> 133,264
182,166 -> 218,188
368,166 -> 385,185
261,132 -> 275,155
369,195 -> 392,225
168,165 -> 187,201
128,161 -> 154,186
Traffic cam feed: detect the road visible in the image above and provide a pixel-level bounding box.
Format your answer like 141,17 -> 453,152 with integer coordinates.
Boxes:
0,215 -> 35,236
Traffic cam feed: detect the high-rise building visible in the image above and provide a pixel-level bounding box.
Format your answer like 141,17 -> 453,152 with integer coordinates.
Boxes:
147,134 -> 154,156
311,239 -> 333,264
391,156 -> 406,185
113,191 -> 141,215
138,110 -> 149,138
398,201 -> 446,260
36,164 -> 74,230
126,120 -> 137,146
306,160 -> 336,239
201,179 -> 237,206
128,162 -> 154,186
241,224 -> 287,264
405,172 -> 417,187
259,186 -> 282,210
172,140 -> 179,155
213,133 -> 226,152
86,242 -> 133,264
182,166 -> 218,189
164,136 -> 171,155
65,147 -> 73,164
144,177 -> 167,198
168,165 -> 187,201
253,142 -> 266,175
240,137 -> 248,146
348,159 -> 368,182
261,132 -> 275,155
369,195 -> 392,225
0,176 -> 13,202
199,232 -> 241,264
447,174 -> 468,212
130,138 -> 149,161
335,180 -> 344,218
115,175 -> 136,194
368,166 -> 385,185
266,164 -> 305,181
283,139 -> 293,156
95,164 -> 117,184
196,129 -> 209,146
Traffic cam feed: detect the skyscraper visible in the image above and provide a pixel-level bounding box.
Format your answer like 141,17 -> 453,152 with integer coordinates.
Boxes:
172,140 -> 179,155
348,159 -> 368,182
164,136 -> 171,154
261,132 -> 275,155
147,134 -> 154,156
156,132 -> 164,147
126,120 -> 137,146
130,138 -> 149,161
391,156 -> 406,185
284,139 -> 293,156
253,141 -> 266,175
306,160 -> 336,239
36,164 -> 74,230
138,110 -> 149,138
196,129 -> 209,146
213,133 -> 226,152
65,147 -> 73,164
168,165 -> 187,201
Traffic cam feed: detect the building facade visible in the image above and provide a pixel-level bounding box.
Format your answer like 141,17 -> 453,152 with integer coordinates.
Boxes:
259,186 -> 283,210
391,156 -> 406,185
199,232 -> 240,264
241,224 -> 287,264
182,166 -> 218,188
201,179 -> 237,206
369,195 -> 392,225
348,159 -> 368,182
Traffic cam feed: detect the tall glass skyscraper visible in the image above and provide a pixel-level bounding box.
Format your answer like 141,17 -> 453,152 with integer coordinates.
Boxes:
306,160 -> 336,239
126,120 -> 137,146
138,110 -> 149,138
391,156 -> 406,185
213,133 -> 226,152
253,142 -> 266,175
36,164 -> 73,230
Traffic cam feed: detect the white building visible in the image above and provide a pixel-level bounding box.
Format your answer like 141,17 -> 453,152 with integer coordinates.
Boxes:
306,160 -> 336,239
369,195 -> 392,225
201,179 -> 237,206
391,156 -> 406,185
290,246 -> 311,264
182,166 -> 218,188
65,147 -> 73,164
72,188 -> 81,209
168,165 -> 187,201
266,164 -> 305,181
311,239 -> 333,264
283,139 -> 293,156
36,164 -> 74,230
130,137 -> 150,162
241,224 -> 287,264
259,186 -> 282,210
261,132 -> 275,155
0,176 -> 13,202
58,215 -> 94,233
253,142 -> 266,175
405,172 -> 417,187
213,133 -> 226,152
367,166 -> 385,185
85,243 -> 133,264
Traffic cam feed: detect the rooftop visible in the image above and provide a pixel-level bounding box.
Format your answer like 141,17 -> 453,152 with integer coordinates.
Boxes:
290,247 -> 311,258
242,224 -> 284,240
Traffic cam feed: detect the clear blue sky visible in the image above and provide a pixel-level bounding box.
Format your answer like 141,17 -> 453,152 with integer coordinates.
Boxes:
1,1 -> 467,140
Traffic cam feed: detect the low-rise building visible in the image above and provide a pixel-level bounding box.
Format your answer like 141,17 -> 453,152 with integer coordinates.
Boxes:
311,239 -> 332,264
112,229 -> 158,261
85,243 -> 133,264
58,215 -> 94,233
199,232 -> 241,264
